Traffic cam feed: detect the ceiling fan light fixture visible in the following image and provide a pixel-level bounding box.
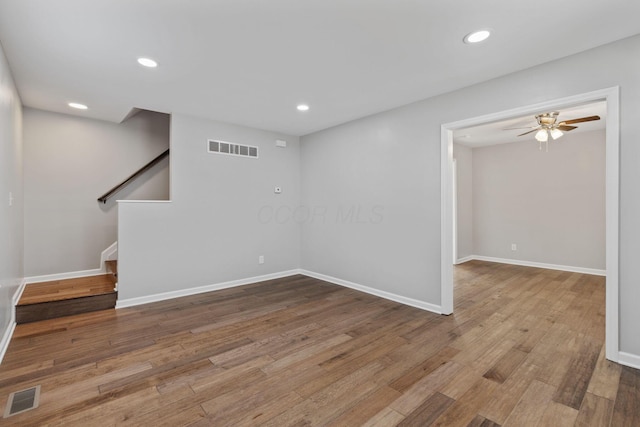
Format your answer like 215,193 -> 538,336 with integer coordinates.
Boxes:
550,128 -> 564,140
535,129 -> 548,142
511,110 -> 600,150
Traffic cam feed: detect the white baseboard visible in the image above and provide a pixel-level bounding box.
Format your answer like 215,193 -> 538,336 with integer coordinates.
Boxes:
466,255 -> 606,276
116,270 -> 302,309
0,278 -> 24,365
618,351 -> 640,370
118,268 -> 444,316
25,268 -> 104,284
455,256 -> 474,265
12,278 -> 27,306
100,241 -> 118,264
26,242 -> 118,284
0,321 -> 16,365
299,269 -> 443,315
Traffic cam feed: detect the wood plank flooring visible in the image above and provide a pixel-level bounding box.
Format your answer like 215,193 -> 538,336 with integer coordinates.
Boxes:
1,260 -> 639,426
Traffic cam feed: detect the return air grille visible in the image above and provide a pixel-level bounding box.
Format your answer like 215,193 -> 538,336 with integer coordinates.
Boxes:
4,385 -> 40,418
208,139 -> 258,158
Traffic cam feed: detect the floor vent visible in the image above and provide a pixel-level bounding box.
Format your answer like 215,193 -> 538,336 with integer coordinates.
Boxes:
3,385 -> 40,418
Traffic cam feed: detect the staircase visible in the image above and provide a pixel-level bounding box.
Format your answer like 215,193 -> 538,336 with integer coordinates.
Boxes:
16,261 -> 118,324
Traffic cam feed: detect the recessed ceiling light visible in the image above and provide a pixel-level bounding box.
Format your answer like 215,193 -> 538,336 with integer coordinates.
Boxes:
463,29 -> 491,44
297,104 -> 309,112
68,102 -> 88,110
137,57 -> 158,68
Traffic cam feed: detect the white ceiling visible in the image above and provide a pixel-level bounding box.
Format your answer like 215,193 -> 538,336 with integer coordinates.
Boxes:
0,1 -> 638,136
453,101 -> 607,148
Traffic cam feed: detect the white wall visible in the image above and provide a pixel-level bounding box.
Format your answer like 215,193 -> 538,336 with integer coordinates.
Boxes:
453,143 -> 473,260
300,34 -> 640,357
0,42 -> 23,349
23,108 -> 169,277
472,130 -> 605,270
118,114 -> 300,301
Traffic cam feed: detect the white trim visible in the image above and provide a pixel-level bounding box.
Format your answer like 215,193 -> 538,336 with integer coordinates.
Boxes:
618,352 -> 640,370
12,279 -> 27,306
26,241 -> 120,284
117,268 -> 443,315
441,87 -> 620,362
25,268 -> 104,284
440,125 -> 454,315
604,88 -> 620,363
100,241 -> 118,265
300,270 -> 443,315
0,321 -> 16,365
0,279 -> 24,364
455,256 -> 474,265
116,270 -> 301,308
468,255 -> 606,276
452,159 -> 458,264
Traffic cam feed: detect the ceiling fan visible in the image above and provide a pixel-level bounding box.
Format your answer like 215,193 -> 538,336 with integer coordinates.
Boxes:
506,111 -> 601,151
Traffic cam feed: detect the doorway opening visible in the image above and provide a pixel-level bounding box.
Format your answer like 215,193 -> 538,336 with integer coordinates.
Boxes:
440,87 -> 620,362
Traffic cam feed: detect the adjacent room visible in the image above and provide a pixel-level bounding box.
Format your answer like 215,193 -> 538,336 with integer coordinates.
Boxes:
0,1 -> 639,425
452,103 -> 606,272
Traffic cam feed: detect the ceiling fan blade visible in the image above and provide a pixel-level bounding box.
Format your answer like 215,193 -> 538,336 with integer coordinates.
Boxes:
557,125 -> 578,131
517,128 -> 539,137
560,115 -> 601,125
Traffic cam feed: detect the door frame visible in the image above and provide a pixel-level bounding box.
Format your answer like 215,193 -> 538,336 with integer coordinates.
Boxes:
440,87 -> 620,362
452,158 -> 457,263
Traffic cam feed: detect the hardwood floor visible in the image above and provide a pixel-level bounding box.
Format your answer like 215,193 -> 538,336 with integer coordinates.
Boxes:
1,261 -> 638,426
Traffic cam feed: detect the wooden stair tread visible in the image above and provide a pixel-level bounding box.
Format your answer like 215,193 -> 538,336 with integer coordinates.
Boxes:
18,274 -> 116,305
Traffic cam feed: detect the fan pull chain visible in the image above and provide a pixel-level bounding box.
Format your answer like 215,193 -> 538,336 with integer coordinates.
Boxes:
546,140 -> 549,152
539,140 -> 542,151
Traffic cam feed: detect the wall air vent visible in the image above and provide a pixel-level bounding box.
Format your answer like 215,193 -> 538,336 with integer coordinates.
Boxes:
208,140 -> 258,158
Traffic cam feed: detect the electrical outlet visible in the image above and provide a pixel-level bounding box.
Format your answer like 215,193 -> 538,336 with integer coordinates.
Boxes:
511,243 -> 517,251
8,192 -> 13,207
258,255 -> 264,264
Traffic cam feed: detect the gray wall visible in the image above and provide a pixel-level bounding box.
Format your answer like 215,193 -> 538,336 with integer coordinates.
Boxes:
300,34 -> 640,356
472,130 -> 605,269
453,143 -> 473,260
118,114 -> 300,300
23,108 -> 169,277
300,110 -> 438,302
0,42 -> 23,339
